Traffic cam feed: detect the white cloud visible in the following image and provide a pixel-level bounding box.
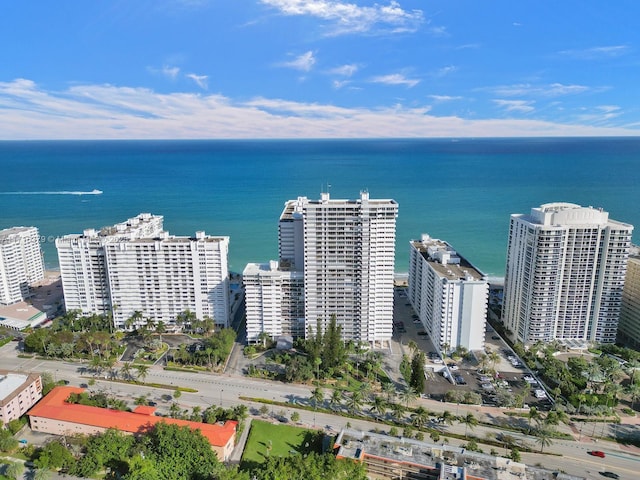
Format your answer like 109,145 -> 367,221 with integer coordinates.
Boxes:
280,51 -> 317,72
494,99 -> 535,113
260,0 -> 424,35
148,64 -> 181,80
328,63 -> 359,77
434,65 -> 457,78
489,83 -> 592,97
370,73 -> 420,88
429,95 -> 462,102
0,78 -> 638,140
559,45 -> 630,59
186,73 -> 208,89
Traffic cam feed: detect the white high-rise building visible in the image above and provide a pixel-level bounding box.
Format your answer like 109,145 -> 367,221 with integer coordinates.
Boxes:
243,260 -> 304,344
408,234 -> 488,353
56,214 -> 230,329
279,191 -> 398,345
0,227 -> 44,305
502,202 -> 633,345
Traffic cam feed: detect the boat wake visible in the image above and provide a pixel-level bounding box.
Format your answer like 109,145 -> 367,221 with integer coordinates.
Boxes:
0,189 -> 103,195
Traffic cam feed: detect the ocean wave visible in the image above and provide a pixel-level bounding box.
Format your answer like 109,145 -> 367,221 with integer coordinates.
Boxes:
0,189 -> 102,195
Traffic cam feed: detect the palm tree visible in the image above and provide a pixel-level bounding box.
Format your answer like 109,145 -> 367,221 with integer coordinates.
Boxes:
155,321 -> 166,345
370,395 -> 388,421
382,381 -> 396,403
411,406 -> 429,429
399,388 -> 418,408
126,310 -> 143,331
311,386 -> 324,410
330,389 -> 343,410
120,361 -> 134,381
462,413 -> 478,438
534,427 -> 555,453
438,410 -> 455,429
345,390 -> 364,414
627,381 -> 640,410
390,402 -> 407,422
527,406 -> 541,434
134,364 -> 150,383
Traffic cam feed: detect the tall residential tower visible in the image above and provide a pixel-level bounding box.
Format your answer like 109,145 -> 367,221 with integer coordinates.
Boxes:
408,234 -> 488,353
56,214 -> 230,329
502,203 -> 633,345
0,227 -> 44,305
245,191 -> 398,346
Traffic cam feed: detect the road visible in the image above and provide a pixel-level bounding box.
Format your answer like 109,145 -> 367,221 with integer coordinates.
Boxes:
2,342 -> 639,480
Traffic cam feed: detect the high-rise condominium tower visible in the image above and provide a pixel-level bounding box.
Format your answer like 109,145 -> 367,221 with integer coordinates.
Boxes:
56,214 -> 229,329
279,191 -> 398,345
502,202 -> 633,345
617,254 -> 640,349
0,227 -> 44,305
408,234 -> 488,353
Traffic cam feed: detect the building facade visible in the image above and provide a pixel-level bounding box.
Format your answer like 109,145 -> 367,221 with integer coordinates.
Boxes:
0,227 -> 44,305
284,192 -> 398,344
408,234 -> 488,353
28,387 -> 237,461
56,214 -> 230,329
617,255 -> 640,349
243,261 -> 304,344
502,203 -> 633,345
244,191 -> 398,346
0,371 -> 42,425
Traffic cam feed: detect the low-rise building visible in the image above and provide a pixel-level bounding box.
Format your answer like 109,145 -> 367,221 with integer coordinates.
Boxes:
0,371 -> 42,425
334,427 -> 563,480
28,386 -> 237,461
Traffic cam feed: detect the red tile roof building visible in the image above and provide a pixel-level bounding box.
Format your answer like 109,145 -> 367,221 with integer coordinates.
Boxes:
28,386 -> 237,461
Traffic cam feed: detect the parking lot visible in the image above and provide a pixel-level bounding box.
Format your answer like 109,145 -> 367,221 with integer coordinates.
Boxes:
393,288 -> 552,410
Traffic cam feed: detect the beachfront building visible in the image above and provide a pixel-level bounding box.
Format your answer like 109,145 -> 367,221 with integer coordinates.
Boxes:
617,254 -> 640,349
56,214 -> 230,329
28,386 -> 237,461
243,261 -> 304,344
0,226 -> 44,305
0,371 -> 42,425
502,203 -> 633,345
283,191 -> 398,345
244,191 -> 398,346
408,234 -> 488,353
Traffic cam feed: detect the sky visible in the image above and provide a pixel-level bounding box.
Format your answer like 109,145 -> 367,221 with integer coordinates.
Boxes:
1,0 -> 640,139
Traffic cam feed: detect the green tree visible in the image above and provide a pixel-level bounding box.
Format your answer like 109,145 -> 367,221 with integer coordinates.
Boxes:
462,413 -> 478,438
409,351 -> 426,394
311,386 -> 324,410
291,411 -> 300,423
345,390 -> 364,414
139,423 -> 223,480
370,395 -> 388,420
4,461 -> 23,480
134,364 -> 150,383
534,427 -> 555,453
411,406 -> 429,429
34,440 -> 75,471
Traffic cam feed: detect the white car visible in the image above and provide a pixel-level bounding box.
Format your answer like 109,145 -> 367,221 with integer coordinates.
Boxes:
449,365 -> 459,371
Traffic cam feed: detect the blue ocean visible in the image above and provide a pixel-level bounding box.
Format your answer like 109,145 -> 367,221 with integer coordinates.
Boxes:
1,138 -> 638,278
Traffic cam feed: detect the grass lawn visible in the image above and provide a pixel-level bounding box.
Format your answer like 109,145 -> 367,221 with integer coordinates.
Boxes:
241,420 -> 320,469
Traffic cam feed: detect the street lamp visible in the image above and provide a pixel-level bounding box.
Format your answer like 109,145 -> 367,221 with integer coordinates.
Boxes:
220,389 -> 224,407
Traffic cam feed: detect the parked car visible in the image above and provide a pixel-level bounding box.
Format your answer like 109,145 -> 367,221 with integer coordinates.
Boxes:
599,472 -> 619,479
589,450 -> 606,458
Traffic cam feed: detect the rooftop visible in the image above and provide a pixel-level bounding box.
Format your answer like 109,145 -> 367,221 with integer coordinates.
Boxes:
411,235 -> 486,282
28,386 -> 237,448
334,428 -> 563,480
0,373 -> 29,402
